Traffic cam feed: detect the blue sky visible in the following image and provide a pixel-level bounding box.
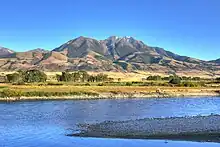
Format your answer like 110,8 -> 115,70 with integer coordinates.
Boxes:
0,0 -> 219,60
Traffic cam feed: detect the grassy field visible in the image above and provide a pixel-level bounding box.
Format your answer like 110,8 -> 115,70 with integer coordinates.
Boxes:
0,71 -> 220,101
0,82 -> 220,101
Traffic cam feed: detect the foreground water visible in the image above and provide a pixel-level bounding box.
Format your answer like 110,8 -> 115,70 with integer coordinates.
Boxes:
1,97 -> 220,147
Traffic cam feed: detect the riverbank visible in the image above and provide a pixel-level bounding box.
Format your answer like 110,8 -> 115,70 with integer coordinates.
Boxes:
0,85 -> 220,101
72,115 -> 220,143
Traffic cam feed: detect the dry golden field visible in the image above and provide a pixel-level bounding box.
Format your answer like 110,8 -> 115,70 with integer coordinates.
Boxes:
0,71 -> 216,82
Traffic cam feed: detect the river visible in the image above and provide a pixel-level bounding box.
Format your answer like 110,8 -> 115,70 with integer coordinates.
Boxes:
1,97 -> 220,147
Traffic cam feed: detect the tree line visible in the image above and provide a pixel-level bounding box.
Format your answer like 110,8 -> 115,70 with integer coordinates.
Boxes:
5,70 -> 111,83
4,69 -> 220,85
6,70 -> 47,83
146,75 -> 202,81
56,71 -> 110,82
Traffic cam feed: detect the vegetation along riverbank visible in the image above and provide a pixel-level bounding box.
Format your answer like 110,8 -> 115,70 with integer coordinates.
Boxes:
1,70 -> 220,101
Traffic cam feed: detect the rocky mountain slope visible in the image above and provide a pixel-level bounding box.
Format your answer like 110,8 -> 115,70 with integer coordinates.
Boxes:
0,36 -> 219,76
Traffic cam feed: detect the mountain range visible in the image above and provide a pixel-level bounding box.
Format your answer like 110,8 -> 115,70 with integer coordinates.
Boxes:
0,36 -> 220,77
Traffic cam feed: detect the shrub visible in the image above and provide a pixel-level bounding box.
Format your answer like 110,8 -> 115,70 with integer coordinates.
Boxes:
181,76 -> 192,81
125,82 -> 132,86
85,83 -> 91,86
98,83 -> 105,86
162,77 -> 170,81
147,75 -> 161,81
6,73 -> 23,83
181,82 -> 199,87
169,77 -> 181,85
0,89 -> 23,97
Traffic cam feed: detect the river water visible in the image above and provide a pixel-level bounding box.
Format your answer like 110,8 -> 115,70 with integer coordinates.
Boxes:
1,97 -> 220,147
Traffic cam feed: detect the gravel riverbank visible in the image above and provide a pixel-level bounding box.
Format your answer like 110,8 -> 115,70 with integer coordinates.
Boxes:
72,115 -> 220,142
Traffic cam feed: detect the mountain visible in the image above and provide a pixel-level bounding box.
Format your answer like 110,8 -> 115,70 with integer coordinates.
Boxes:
0,36 -> 219,77
0,47 -> 15,58
210,58 -> 220,64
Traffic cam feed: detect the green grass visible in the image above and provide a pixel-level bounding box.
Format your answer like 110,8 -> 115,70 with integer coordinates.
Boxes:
0,89 -> 99,98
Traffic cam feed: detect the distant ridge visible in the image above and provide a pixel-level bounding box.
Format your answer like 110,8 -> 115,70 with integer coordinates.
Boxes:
0,36 -> 219,77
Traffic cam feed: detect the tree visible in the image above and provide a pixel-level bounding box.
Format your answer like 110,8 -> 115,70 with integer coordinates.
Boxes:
56,71 -> 109,83
73,72 -> 80,82
147,75 -> 161,81
88,75 -> 95,82
24,70 -> 47,83
79,71 -> 89,82
169,77 -> 181,85
6,73 -> 22,83
57,72 -> 73,82
181,76 -> 192,81
96,73 -> 108,82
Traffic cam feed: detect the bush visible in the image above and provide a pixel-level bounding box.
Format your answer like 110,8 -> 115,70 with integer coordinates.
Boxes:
161,77 -> 170,81
181,82 -> 199,87
85,83 -> 91,86
6,73 -> 23,83
98,83 -> 105,86
181,76 -> 192,81
125,82 -> 132,86
0,89 -> 23,97
147,75 -> 161,81
169,77 -> 181,85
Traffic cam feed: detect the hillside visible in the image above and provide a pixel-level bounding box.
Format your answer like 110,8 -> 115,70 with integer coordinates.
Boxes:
0,36 -> 219,77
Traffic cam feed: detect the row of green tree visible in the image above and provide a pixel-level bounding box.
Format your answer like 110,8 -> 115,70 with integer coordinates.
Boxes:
146,75 -> 182,85
146,75 -> 202,81
6,70 -> 111,83
56,71 -> 110,82
6,70 -> 47,83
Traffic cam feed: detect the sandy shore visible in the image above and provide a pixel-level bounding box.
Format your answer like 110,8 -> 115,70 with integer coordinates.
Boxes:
72,115 -> 220,142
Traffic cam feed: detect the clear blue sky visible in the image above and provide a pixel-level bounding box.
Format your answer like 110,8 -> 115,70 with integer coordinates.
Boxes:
0,0 -> 219,60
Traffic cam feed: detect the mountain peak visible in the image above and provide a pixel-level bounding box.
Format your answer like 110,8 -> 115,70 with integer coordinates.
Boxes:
107,36 -> 119,39
75,36 -> 95,40
107,36 -> 135,40
124,36 -> 132,39
0,47 -> 14,53
28,48 -> 49,53
0,46 -> 15,57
